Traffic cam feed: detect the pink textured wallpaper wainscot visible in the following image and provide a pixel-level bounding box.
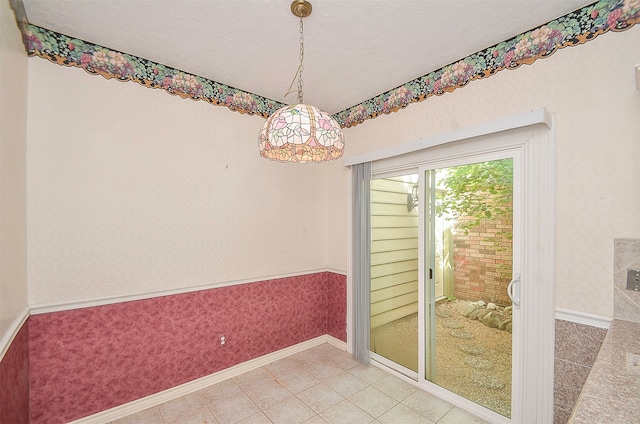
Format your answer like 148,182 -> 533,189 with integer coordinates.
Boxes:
326,272 -> 347,341
0,323 -> 30,423
28,272 -> 346,423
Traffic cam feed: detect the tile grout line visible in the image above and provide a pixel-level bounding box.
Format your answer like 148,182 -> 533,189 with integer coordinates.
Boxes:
555,356 -> 596,370
614,285 -> 640,309
112,343 -> 487,424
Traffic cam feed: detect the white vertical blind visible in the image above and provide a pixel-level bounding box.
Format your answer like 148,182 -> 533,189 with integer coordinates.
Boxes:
351,162 -> 371,364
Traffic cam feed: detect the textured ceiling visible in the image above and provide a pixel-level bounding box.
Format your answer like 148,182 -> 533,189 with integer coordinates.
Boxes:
22,0 -> 594,114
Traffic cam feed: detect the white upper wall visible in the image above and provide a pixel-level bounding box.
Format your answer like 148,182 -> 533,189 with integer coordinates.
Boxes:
334,26 -> 640,318
27,60 -> 330,305
23,19 -> 640,317
0,0 -> 28,337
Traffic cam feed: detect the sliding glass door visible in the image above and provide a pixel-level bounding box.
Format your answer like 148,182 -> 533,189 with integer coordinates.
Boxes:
370,157 -> 516,419
357,116 -> 555,423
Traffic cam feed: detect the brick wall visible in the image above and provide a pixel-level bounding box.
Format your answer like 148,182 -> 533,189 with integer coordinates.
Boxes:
452,215 -> 512,305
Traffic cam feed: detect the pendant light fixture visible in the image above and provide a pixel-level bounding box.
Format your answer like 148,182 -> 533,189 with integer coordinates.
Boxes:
258,0 -> 345,163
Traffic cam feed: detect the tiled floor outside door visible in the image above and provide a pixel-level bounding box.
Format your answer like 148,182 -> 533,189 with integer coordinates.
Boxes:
111,343 -> 489,424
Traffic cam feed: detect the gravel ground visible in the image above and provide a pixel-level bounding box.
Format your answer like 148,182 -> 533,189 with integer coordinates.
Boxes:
435,300 -> 512,418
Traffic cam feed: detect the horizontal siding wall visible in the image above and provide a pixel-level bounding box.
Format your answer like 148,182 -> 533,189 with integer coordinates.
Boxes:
371,176 -> 419,329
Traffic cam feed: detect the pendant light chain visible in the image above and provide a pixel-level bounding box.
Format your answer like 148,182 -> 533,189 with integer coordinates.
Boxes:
297,17 -> 305,104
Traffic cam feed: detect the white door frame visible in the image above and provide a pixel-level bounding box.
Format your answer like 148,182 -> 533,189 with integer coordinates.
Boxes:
345,109 -> 555,424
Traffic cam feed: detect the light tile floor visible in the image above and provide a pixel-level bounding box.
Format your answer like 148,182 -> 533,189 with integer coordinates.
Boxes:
111,343 -> 489,424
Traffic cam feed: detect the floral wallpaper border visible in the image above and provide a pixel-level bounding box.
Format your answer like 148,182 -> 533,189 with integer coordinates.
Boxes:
24,26 -> 285,119
337,0 -> 640,128
16,0 -> 640,128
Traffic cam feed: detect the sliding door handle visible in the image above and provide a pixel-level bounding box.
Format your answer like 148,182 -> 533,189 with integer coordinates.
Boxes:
507,273 -> 521,308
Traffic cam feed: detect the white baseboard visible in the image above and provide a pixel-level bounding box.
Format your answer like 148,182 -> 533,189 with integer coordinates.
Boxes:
0,306 -> 29,363
324,334 -> 347,350
68,334 -> 346,424
555,308 -> 611,329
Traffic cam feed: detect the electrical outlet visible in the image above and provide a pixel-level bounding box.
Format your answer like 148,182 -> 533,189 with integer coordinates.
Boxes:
218,335 -> 226,347
626,269 -> 640,292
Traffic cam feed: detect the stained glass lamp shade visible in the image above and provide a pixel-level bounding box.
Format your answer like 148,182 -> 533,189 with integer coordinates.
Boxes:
258,0 -> 344,163
259,103 -> 344,163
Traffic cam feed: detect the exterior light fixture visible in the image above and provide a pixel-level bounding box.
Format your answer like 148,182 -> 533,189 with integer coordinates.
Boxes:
258,0 -> 345,163
407,184 -> 419,212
